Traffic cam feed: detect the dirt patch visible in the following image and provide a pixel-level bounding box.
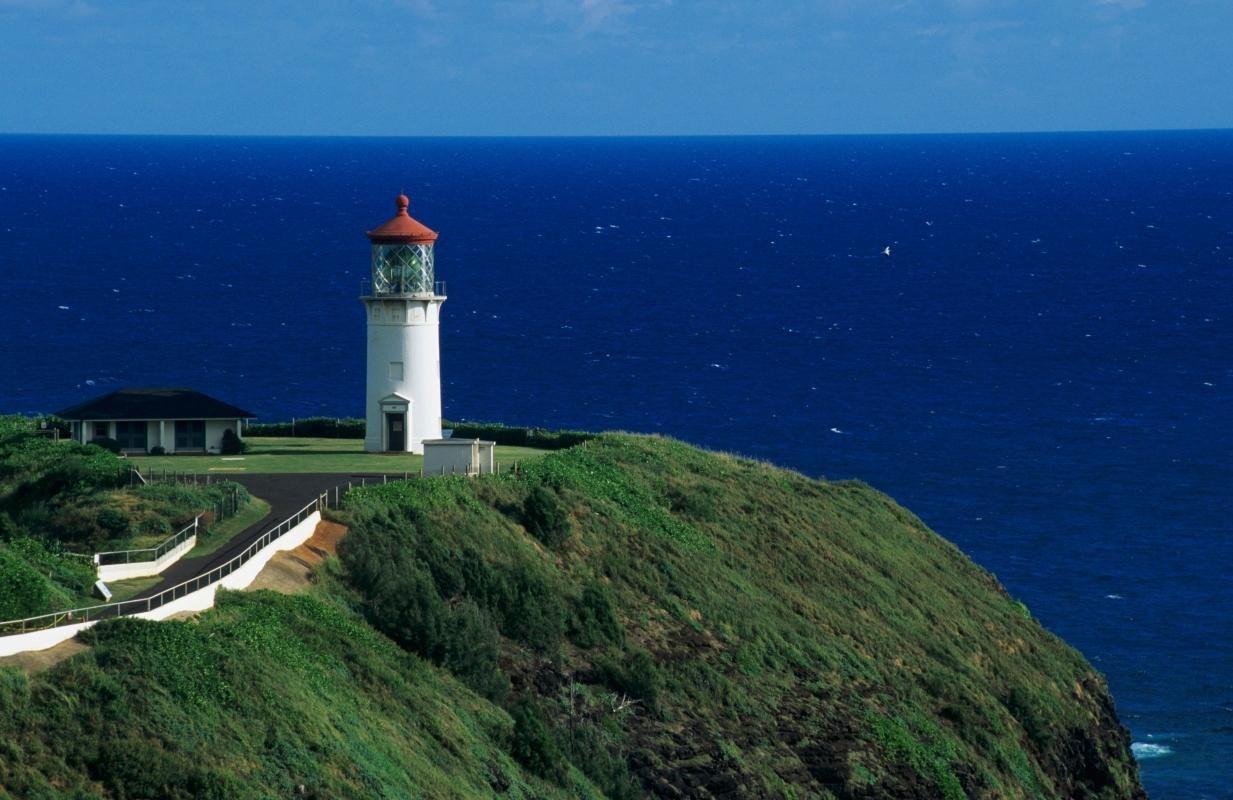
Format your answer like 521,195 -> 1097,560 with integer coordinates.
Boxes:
161,610 -> 203,622
246,520 -> 348,594
0,636 -> 89,674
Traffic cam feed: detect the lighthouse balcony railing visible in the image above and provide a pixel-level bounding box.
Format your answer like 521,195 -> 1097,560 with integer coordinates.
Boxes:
360,279 -> 446,298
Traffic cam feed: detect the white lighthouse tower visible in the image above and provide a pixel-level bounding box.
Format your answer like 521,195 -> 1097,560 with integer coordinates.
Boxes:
361,193 -> 445,453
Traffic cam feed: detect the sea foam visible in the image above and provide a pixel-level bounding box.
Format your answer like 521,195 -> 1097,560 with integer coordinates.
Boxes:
1131,742 -> 1174,760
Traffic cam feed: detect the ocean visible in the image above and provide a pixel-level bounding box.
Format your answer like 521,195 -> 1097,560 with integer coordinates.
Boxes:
1,132 -> 1229,798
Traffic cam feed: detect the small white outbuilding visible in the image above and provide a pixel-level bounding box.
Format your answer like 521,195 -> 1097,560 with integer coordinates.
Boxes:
422,438 -> 495,477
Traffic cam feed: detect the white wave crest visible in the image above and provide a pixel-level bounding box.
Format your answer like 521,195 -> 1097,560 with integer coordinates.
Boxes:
1131,742 -> 1173,760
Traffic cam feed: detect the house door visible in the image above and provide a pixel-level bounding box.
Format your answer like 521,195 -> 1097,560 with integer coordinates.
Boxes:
386,413 -> 404,451
115,421 -> 148,451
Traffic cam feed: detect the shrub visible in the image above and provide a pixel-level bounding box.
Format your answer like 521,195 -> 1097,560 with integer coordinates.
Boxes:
509,698 -> 567,783
5,537 -> 96,598
595,648 -> 661,707
342,541 -> 511,700
566,718 -> 640,800
570,581 -> 624,648
39,416 -> 71,438
149,446 -> 165,455
96,507 -> 130,538
1005,687 -> 1054,746
0,549 -> 52,619
220,429 -> 247,455
522,485 -> 571,549
444,420 -> 592,450
441,600 -> 509,702
89,437 -> 121,454
245,417 -> 365,438
47,503 -> 113,549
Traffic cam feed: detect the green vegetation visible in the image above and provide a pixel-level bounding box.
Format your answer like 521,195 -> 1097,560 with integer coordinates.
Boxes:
335,434 -> 1143,798
0,590 -> 578,799
445,420 -> 594,450
0,426 -> 1144,798
220,427 -> 248,455
0,416 -> 253,619
246,416 -> 366,438
185,496 -> 271,558
105,575 -> 163,603
242,417 -> 592,450
135,436 -> 549,474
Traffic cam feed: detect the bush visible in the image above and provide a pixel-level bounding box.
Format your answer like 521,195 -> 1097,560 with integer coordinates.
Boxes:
509,698 -> 567,783
0,549 -> 52,619
245,417 -> 365,438
149,446 -> 165,455
595,648 -> 661,707
89,437 -> 121,454
343,543 -> 510,700
96,507 -> 130,538
441,600 -> 509,702
220,429 -> 247,455
444,420 -> 592,450
5,537 -> 96,598
522,485 -> 571,549
570,581 -> 624,648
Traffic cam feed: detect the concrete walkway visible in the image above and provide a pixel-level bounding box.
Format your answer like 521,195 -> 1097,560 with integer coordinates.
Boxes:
132,473 -> 347,601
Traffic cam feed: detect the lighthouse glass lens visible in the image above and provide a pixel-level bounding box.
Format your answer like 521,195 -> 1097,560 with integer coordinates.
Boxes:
372,244 -> 435,294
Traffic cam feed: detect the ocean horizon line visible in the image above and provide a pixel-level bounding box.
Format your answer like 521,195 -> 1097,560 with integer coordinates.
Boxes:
1,126 -> 1231,141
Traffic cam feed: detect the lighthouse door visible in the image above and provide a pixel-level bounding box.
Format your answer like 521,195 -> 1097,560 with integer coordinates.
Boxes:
386,413 -> 405,451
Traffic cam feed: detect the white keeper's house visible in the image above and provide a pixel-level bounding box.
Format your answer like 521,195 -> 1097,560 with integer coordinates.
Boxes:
56,387 -> 255,455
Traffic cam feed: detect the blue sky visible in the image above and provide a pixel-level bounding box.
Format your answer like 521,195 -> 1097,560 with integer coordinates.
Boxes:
0,0 -> 1228,136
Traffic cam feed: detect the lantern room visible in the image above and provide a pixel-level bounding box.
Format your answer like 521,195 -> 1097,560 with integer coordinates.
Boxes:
366,194 -> 441,296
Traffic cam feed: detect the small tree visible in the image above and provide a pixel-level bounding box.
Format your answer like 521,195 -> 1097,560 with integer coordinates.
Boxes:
220,429 -> 247,455
89,437 -> 121,454
522,485 -> 570,549
509,698 -> 567,783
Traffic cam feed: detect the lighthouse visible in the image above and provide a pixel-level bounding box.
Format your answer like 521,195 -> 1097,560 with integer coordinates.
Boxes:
361,193 -> 445,453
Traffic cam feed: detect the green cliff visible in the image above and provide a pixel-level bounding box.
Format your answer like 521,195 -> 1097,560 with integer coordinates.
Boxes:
0,432 -> 1144,799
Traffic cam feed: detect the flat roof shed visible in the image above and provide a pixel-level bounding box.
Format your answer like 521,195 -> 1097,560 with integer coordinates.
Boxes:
422,438 -> 495,476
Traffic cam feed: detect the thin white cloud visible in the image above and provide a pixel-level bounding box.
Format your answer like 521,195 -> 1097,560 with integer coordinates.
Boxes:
394,0 -> 444,20
578,0 -> 637,33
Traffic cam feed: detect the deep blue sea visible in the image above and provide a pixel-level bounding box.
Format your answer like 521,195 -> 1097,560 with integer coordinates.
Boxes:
1,132 -> 1229,797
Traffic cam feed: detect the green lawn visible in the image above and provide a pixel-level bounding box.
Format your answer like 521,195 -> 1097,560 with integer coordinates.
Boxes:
105,575 -> 162,603
130,437 -> 549,475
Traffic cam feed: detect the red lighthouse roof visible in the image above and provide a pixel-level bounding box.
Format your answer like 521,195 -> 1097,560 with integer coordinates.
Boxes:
366,193 -> 439,245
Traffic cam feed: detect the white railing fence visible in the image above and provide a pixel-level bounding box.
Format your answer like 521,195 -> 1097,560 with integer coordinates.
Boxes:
0,473 -> 476,641
0,493 -> 332,638
94,515 -> 200,567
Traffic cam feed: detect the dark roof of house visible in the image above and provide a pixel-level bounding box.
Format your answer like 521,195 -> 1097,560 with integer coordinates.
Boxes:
55,388 -> 256,421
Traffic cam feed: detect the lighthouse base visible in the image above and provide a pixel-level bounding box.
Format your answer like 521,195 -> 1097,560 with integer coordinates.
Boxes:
365,393 -> 422,453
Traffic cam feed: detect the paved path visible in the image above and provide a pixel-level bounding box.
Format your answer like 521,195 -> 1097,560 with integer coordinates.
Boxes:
132,473 -> 348,601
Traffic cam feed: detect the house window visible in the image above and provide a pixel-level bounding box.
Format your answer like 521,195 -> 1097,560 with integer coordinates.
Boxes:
114,421 -> 147,451
390,361 -> 404,381
92,422 -> 108,440
175,420 -> 206,450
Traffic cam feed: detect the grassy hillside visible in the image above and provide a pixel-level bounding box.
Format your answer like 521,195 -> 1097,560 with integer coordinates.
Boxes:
337,434 -> 1144,799
0,590 -> 575,799
0,431 -> 1144,798
0,416 -> 251,618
